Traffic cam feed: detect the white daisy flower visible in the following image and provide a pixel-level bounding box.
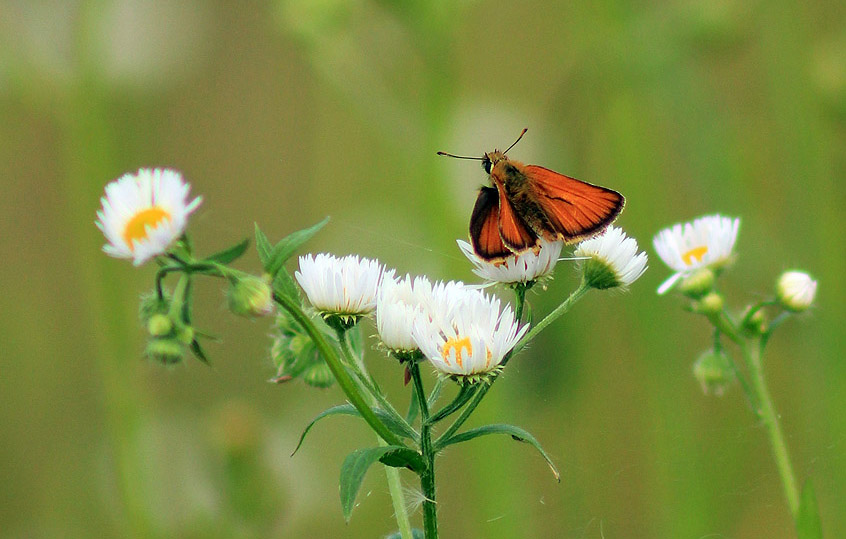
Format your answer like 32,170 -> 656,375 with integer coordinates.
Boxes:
776,270 -> 817,312
653,214 -> 740,294
376,272 -> 433,356
412,283 -> 528,382
574,226 -> 648,289
295,253 -> 384,322
457,239 -> 563,285
95,168 -> 202,265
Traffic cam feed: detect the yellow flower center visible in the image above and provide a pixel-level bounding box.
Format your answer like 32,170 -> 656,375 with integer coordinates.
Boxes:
681,246 -> 708,266
442,336 -> 492,369
123,207 -> 171,250
442,336 -> 472,368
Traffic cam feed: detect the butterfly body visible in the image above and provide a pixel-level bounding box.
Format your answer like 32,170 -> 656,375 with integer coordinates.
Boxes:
471,150 -> 625,262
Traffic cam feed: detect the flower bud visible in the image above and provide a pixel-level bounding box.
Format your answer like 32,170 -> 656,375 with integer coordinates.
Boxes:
147,313 -> 173,337
694,291 -> 724,315
303,361 -> 334,388
776,271 -> 817,312
139,290 -> 171,324
176,324 -> 195,345
145,337 -> 186,365
693,348 -> 735,396
227,275 -> 274,318
678,268 -> 715,298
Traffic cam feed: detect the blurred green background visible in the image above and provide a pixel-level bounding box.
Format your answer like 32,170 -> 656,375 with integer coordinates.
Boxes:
1,0 -> 844,537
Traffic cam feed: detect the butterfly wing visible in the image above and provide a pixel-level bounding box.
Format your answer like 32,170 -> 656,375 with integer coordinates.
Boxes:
494,179 -> 539,253
469,187 -> 512,261
524,165 -> 624,242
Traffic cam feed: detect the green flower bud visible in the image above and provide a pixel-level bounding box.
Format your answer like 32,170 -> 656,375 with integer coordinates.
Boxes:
139,290 -> 171,324
227,275 -> 274,318
693,348 -> 735,396
678,268 -> 715,299
695,291 -> 724,315
776,271 -> 817,312
147,313 -> 173,337
145,337 -> 186,365
176,324 -> 195,345
303,360 -> 334,388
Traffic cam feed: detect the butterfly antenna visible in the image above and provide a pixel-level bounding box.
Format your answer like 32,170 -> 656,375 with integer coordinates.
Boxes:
436,151 -> 483,160
503,128 -> 528,155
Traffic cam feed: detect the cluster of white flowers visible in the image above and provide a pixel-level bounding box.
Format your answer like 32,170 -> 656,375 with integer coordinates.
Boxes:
293,226 -> 648,380
95,169 -> 652,379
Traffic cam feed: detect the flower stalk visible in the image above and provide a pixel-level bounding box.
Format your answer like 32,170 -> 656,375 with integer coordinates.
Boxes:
410,362 -> 438,539
273,292 -> 404,447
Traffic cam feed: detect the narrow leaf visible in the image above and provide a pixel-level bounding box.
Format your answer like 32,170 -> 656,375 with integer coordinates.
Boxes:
406,384 -> 420,425
340,446 -> 405,521
190,339 -> 210,365
254,223 -> 272,270
204,238 -> 250,265
796,480 -> 823,539
267,216 -> 330,276
428,384 -> 478,424
272,267 -> 300,302
293,404 -> 418,456
437,423 -> 560,481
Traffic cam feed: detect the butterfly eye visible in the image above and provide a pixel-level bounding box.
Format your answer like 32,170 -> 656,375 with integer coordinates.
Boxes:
482,156 -> 492,174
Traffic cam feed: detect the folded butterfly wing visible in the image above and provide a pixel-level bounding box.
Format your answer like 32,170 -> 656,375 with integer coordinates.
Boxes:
469,186 -> 512,261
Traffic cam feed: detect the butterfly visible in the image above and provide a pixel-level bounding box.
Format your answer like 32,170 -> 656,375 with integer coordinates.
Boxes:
439,129 -> 625,262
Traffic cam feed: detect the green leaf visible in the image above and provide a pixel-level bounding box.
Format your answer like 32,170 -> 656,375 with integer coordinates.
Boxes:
406,381 -> 420,424
340,446 -> 406,521
204,238 -> 250,265
190,339 -> 210,365
272,266 -> 300,302
377,447 -> 425,473
796,480 -> 823,539
254,223 -> 272,269
428,384 -> 477,424
293,404 -> 418,456
436,423 -> 560,481
267,217 -> 330,276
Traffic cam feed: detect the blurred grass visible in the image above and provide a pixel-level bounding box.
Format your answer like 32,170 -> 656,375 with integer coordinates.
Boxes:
1,0 -> 844,537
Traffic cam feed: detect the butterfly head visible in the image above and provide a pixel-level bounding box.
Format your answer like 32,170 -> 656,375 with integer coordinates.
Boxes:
482,151 -> 507,175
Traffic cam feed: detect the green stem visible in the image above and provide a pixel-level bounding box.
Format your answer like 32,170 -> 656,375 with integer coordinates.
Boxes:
708,315 -> 756,410
743,340 -> 800,517
273,293 -> 403,447
707,310 -> 800,517
410,363 -> 438,539
334,330 -> 414,539
336,330 -> 411,433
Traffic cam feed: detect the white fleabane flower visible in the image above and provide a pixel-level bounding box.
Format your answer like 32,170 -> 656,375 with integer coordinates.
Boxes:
376,272 -> 433,357
96,168 -> 202,265
457,239 -> 563,285
295,253 -> 384,323
776,271 -> 817,312
574,226 -> 648,289
653,214 -> 740,294
412,283 -> 528,383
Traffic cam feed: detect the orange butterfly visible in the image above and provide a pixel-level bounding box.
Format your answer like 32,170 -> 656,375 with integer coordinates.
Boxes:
439,129 -> 625,262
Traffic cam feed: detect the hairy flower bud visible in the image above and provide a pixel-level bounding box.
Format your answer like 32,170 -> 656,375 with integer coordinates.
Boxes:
227,274 -> 274,318
693,348 -> 735,396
